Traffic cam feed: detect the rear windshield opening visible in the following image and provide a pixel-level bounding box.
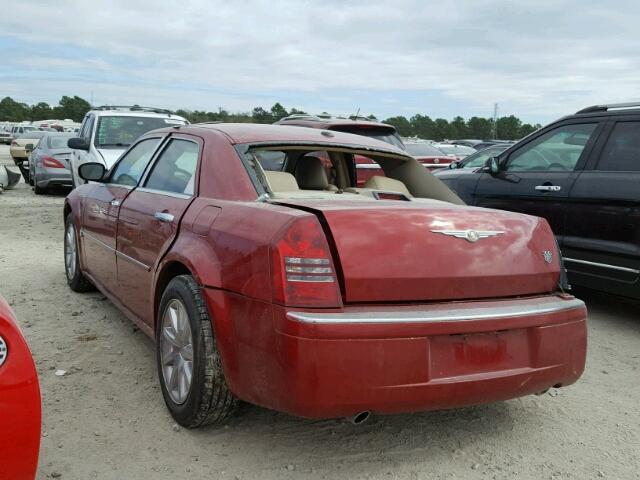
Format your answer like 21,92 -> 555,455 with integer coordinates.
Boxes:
237,144 -> 463,205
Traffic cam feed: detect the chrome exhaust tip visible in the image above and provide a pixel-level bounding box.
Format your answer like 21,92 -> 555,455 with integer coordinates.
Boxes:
346,411 -> 370,425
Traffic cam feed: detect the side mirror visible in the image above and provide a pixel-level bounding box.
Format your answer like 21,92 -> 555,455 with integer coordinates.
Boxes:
78,162 -> 106,182
483,156 -> 500,175
68,137 -> 90,151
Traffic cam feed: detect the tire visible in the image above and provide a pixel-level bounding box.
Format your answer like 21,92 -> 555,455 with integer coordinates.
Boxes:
64,214 -> 93,292
156,275 -> 238,428
33,174 -> 45,194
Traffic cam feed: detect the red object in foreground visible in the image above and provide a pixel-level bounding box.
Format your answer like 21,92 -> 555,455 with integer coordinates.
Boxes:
64,123 -> 587,426
0,295 -> 41,479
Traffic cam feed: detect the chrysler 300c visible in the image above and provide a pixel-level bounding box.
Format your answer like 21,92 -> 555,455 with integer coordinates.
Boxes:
63,123 -> 587,427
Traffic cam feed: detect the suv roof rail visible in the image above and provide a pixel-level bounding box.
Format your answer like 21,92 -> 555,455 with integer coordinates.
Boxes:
279,113 -> 377,123
576,102 -> 640,114
93,105 -> 175,115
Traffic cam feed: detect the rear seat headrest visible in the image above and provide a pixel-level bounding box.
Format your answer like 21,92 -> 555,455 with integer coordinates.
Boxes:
363,176 -> 413,197
265,171 -> 299,192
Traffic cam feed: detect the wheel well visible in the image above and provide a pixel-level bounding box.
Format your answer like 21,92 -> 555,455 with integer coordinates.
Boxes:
154,261 -> 193,326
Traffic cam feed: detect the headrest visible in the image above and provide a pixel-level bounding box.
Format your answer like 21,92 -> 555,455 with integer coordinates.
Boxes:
295,155 -> 329,190
265,171 -> 300,192
363,176 -> 413,197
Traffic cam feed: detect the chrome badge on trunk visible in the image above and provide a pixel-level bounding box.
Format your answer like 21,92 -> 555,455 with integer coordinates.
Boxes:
431,229 -> 504,243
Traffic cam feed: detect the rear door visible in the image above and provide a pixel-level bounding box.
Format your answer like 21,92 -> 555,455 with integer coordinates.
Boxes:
80,137 -> 162,295
564,118 -> 640,297
116,135 -> 201,325
473,121 -> 602,242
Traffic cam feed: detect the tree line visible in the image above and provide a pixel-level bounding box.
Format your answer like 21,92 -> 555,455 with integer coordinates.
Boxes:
0,95 -> 541,141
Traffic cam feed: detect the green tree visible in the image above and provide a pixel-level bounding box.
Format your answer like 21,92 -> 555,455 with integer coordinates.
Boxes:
450,116 -> 468,139
52,95 -> 91,122
270,102 -> 288,121
496,115 -> 522,140
466,116 -> 493,139
252,106 -> 272,124
30,102 -> 53,120
384,116 -> 413,136
0,97 -> 31,121
410,114 -> 436,139
519,123 -> 541,138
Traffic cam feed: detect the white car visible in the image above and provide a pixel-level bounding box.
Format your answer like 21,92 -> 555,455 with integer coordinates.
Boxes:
68,106 -> 188,187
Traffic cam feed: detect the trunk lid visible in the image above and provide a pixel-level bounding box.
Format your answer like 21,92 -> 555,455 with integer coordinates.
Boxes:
271,198 -> 560,303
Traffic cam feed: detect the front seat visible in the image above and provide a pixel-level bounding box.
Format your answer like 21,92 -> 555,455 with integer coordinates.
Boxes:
294,155 -> 337,191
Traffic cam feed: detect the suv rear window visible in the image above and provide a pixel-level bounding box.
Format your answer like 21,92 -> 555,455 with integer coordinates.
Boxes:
329,126 -> 405,150
95,116 -> 185,148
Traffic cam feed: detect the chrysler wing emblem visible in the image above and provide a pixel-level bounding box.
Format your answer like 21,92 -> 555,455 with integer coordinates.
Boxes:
542,250 -> 553,264
431,229 -> 505,243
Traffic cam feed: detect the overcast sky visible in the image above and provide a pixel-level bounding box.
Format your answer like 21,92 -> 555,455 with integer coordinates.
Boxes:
1,0 -> 639,123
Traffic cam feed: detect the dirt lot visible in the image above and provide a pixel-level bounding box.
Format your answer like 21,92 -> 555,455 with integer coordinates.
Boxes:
0,145 -> 639,480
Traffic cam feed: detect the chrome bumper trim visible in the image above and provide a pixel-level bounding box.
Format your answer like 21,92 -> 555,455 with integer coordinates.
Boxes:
287,297 -> 585,324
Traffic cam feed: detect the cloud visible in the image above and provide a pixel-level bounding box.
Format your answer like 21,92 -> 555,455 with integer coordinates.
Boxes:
1,0 -> 640,122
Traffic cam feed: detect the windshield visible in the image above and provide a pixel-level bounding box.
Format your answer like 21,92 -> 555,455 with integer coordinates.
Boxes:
436,144 -> 476,156
404,142 -> 445,156
48,135 -> 73,149
330,126 -> 405,150
461,145 -> 510,168
94,116 -> 185,148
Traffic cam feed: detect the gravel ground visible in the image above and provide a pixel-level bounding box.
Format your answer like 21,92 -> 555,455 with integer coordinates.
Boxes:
1,145 -> 639,480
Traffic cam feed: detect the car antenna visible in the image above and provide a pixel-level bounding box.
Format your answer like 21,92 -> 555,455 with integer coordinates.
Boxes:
351,107 -> 360,120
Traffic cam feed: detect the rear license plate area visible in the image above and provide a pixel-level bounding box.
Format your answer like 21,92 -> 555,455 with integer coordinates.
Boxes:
429,329 -> 529,379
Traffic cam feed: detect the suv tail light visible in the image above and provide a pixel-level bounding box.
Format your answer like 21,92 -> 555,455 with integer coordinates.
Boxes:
42,155 -> 65,168
271,216 -> 342,308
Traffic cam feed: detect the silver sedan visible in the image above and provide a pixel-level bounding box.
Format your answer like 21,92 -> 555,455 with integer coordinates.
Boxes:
29,133 -> 75,194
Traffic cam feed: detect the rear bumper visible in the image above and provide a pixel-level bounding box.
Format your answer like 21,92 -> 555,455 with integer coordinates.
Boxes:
35,167 -> 72,188
204,291 -> 587,419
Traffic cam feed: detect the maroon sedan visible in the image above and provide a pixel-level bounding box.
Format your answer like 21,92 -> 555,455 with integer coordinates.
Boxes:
64,123 -> 587,427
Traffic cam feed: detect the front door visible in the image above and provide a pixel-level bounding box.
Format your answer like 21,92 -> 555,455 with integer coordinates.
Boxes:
473,122 -> 601,242
116,136 -> 201,326
564,119 -> 640,297
80,137 -> 163,294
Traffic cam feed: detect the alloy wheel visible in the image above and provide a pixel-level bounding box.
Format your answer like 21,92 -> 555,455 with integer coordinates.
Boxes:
64,223 -> 77,280
160,299 -> 194,405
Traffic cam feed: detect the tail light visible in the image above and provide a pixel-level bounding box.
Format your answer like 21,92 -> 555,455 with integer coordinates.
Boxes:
11,140 -> 17,146
271,216 -> 342,307
42,155 -> 65,168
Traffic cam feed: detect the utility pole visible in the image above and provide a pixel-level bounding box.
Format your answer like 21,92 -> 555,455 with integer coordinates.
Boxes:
492,103 -> 499,139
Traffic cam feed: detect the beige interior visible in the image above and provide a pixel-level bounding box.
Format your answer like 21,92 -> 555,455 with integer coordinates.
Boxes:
252,145 -> 465,205
294,155 -> 338,191
264,171 -> 300,192
362,176 -> 413,197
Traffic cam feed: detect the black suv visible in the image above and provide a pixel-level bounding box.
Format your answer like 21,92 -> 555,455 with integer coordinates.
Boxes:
437,102 -> 640,299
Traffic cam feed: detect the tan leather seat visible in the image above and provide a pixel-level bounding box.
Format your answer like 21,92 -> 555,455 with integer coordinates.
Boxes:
294,155 -> 337,191
264,171 -> 299,192
363,176 -> 413,197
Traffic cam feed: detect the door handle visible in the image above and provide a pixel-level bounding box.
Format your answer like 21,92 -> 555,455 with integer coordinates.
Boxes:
154,212 -> 174,223
535,185 -> 561,192
110,200 -> 121,207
